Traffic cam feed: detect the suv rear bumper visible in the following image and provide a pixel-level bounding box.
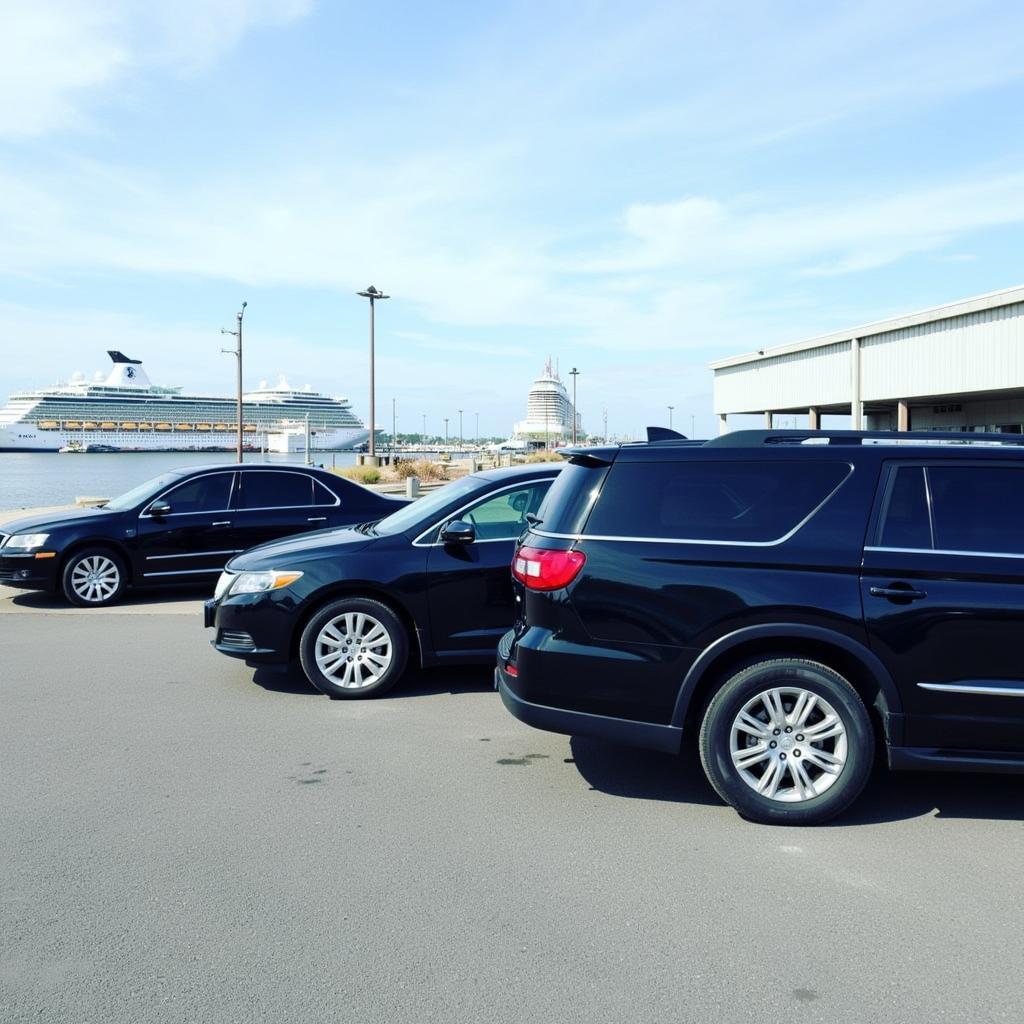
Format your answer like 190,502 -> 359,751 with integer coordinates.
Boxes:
495,662 -> 683,754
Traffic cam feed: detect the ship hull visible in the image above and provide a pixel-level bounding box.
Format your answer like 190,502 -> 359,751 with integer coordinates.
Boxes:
0,425 -> 372,452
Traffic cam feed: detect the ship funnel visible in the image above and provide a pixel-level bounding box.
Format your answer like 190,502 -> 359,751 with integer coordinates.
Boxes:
104,353 -> 151,389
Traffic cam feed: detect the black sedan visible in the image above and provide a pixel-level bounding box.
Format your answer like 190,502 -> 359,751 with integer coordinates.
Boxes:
206,463 -> 560,697
0,464 -> 407,607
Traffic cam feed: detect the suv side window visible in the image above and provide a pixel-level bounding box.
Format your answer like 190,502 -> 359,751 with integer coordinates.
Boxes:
236,471 -> 314,510
929,465 -> 1024,554
583,461 -> 849,543
877,466 -> 932,549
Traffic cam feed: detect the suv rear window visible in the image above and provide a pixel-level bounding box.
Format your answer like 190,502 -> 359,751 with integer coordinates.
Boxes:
582,460 -> 850,543
535,462 -> 610,535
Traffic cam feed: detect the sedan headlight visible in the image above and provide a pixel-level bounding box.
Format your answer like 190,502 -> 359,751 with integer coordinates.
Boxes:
5,533 -> 50,551
214,571 -> 234,601
228,570 -> 304,595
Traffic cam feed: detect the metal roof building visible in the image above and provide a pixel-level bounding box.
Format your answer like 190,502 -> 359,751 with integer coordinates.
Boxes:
710,285 -> 1024,434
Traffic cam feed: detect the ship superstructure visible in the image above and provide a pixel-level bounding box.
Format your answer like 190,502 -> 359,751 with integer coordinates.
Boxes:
0,351 -> 370,452
512,358 -> 580,446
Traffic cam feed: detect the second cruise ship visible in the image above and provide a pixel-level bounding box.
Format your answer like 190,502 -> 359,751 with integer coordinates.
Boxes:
0,351 -> 371,452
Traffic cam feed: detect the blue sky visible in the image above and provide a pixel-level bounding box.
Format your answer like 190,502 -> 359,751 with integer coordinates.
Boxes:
2,0 -> 1024,438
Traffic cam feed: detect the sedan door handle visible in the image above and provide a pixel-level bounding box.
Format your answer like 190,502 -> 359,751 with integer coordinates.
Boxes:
212,521 -> 232,527
307,516 -> 327,523
869,585 -> 928,601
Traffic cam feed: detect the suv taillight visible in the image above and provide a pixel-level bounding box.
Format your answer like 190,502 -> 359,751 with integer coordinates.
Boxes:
512,545 -> 586,591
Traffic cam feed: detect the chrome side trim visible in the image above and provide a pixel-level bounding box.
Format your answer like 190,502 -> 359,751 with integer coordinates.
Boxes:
530,464 -> 853,548
142,568 -> 224,577
866,545 -> 1024,560
918,682 -> 1024,698
412,479 -> 553,548
145,549 -> 243,561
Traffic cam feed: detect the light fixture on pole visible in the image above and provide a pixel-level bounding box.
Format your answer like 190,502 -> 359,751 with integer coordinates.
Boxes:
220,301 -> 247,463
667,405 -> 674,429
569,367 -> 580,445
356,285 -> 390,460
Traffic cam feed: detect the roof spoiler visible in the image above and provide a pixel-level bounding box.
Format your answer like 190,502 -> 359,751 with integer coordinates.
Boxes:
557,446 -> 615,467
646,426 -> 687,442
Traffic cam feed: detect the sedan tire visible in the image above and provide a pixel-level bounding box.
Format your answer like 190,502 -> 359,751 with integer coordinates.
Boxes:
61,547 -> 127,608
299,597 -> 408,699
698,658 -> 874,826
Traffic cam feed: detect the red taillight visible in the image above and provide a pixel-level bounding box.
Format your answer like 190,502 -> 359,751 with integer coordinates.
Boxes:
512,545 -> 586,591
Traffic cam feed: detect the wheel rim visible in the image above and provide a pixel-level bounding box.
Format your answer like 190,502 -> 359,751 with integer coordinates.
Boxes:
70,555 -> 120,603
314,612 -> 393,690
729,687 -> 848,803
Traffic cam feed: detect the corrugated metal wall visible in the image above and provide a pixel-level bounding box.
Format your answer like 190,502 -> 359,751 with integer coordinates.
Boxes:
713,301 -> 1024,414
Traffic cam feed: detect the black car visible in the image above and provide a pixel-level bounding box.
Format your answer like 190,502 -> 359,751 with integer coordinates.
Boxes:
0,464 -> 407,607
498,429 -> 1024,825
206,464 -> 560,697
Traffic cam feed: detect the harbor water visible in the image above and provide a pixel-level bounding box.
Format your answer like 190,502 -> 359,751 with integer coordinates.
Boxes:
0,451 -> 365,510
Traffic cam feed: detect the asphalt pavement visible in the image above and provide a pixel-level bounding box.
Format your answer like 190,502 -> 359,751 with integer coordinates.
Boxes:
2,598 -> 1022,1023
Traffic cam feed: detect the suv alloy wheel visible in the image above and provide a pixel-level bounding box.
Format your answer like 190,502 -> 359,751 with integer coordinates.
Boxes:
299,597 -> 409,699
698,659 -> 874,825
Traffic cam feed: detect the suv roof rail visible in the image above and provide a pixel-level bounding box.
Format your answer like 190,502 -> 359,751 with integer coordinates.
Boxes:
706,429 -> 1024,448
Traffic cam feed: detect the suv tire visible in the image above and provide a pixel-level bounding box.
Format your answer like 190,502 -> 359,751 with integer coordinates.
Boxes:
698,658 -> 874,825
299,597 -> 408,699
61,547 -> 127,607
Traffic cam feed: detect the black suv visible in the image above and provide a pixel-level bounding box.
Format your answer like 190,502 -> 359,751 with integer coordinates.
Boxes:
497,429 -> 1024,825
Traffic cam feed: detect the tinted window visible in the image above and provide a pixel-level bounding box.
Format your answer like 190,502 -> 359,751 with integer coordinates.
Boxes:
313,480 -> 339,506
460,482 -> 551,540
237,471 -> 313,509
584,461 -> 849,542
160,473 -> 233,514
929,465 -> 1024,554
878,466 -> 931,549
535,463 -> 607,534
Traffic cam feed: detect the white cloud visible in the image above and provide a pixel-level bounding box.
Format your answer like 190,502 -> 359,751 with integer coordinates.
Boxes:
0,0 -> 310,137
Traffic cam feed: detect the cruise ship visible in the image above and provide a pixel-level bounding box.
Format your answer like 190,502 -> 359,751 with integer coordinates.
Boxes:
510,358 -> 581,446
0,351 -> 371,452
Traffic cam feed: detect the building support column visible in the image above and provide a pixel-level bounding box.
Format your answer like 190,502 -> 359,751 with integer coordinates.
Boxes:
808,407 -> 820,430
764,411 -> 773,429
850,337 -> 862,429
718,413 -> 728,436
896,399 -> 909,432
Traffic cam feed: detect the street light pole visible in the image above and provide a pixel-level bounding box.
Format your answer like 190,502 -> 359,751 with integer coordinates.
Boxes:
356,286 -> 390,461
422,412 -> 426,443
458,409 -> 463,449
444,417 -> 449,447
569,367 -> 580,445
220,300 -> 247,463
691,414 -> 695,438
603,408 -> 608,442
667,405 -> 674,430
392,397 -> 397,453
475,411 -> 479,445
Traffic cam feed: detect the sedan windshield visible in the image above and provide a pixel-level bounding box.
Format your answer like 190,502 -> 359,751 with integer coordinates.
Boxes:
371,475 -> 482,536
102,472 -> 183,512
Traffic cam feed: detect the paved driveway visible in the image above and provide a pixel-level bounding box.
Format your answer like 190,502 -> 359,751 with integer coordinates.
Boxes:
1,609 -> 1022,1023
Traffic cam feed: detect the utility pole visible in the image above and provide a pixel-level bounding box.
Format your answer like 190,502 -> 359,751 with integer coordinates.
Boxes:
356,285 -> 390,461
220,300 -> 247,463
458,409 -> 463,449
392,397 -> 397,453
475,411 -> 479,445
444,417 -> 449,447
569,367 -> 580,445
667,405 -> 674,430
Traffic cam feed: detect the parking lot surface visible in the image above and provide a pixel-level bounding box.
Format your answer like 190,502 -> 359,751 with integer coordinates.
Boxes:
2,602 -> 1022,1023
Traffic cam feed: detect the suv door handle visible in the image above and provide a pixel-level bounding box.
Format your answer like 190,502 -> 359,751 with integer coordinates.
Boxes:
307,516 -> 327,523
869,584 -> 927,601
212,521 -> 232,527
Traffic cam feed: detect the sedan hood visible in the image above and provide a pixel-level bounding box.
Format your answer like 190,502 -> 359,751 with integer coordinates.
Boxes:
227,525 -> 377,570
0,506 -> 114,537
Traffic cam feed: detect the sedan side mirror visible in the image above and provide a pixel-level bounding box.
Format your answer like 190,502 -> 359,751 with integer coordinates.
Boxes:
148,500 -> 172,518
440,520 -> 475,545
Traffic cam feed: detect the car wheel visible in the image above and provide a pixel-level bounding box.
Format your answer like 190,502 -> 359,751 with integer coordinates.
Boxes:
299,597 -> 408,699
698,658 -> 874,825
61,548 -> 127,607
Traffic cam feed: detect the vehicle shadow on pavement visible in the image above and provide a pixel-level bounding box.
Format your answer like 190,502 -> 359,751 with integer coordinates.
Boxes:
250,664 -> 497,699
571,736 -> 1023,824
7,585 -> 210,610
569,737 -> 723,807
835,769 -> 1024,825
